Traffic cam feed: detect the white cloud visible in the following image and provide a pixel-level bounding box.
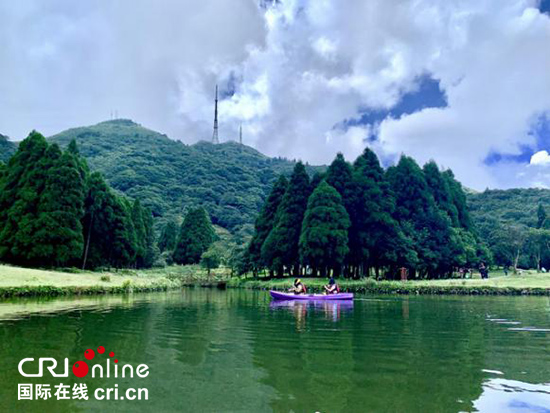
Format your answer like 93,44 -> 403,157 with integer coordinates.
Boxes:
1,0 -> 550,190
530,150 -> 550,165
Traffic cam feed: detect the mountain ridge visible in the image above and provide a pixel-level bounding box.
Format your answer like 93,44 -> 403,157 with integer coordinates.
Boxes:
47,119 -> 321,235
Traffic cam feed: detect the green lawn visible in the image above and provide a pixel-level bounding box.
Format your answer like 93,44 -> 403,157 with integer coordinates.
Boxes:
0,264 -> 233,288
229,269 -> 550,294
2,264 -> 550,297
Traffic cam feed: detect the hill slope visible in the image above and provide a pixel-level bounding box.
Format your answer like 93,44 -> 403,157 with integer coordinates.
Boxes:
49,119 -> 318,234
0,134 -> 16,163
467,188 -> 550,231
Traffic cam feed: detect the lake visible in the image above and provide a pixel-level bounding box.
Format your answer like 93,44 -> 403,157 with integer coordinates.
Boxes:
1,289 -> 550,412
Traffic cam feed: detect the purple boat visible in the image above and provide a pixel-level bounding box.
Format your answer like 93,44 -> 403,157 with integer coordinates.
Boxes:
270,290 -> 353,301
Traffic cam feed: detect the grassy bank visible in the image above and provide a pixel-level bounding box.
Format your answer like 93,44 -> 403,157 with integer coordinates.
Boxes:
0,264 -> 231,298
2,264 -> 550,298
228,270 -> 550,296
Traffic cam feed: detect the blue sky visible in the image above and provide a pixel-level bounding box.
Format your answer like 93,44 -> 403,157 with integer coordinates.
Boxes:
1,0 -> 550,189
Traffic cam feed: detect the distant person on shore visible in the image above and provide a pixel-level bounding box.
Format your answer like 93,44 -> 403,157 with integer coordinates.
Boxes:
479,262 -> 489,279
324,276 -> 339,295
289,278 -> 307,295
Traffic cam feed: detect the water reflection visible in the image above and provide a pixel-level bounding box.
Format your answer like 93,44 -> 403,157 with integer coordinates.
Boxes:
270,299 -> 354,324
474,378 -> 550,413
1,291 -> 550,412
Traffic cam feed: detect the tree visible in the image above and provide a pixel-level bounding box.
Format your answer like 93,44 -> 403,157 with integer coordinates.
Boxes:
387,156 -> 454,278
352,148 -> 403,277
173,207 -> 215,265
0,131 -> 49,264
33,147 -> 85,266
537,203 -> 547,229
442,169 -> 471,230
158,220 -> 178,253
131,200 -> 147,268
299,181 -> 350,276
262,162 -> 311,276
201,247 -> 221,275
81,172 -> 137,269
423,161 -> 459,227
248,175 -> 288,274
525,228 -> 550,271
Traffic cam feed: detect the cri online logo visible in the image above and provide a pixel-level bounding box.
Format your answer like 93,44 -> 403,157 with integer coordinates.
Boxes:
18,346 -> 149,379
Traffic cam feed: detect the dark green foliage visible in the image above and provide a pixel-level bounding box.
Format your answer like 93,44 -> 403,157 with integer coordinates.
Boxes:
299,181 -> 350,275
247,175 -> 288,273
442,170 -> 471,230
423,161 -> 459,226
537,203 -> 547,229
158,220 -> 178,253
262,162 -> 311,275
467,188 -> 550,268
49,119 -> 322,234
131,200 -> 147,267
352,148 -> 404,273
387,156 -> 435,223
201,247 -> 221,275
0,133 -> 16,163
81,173 -> 137,269
33,147 -> 85,266
173,207 -> 215,265
248,149 -> 483,279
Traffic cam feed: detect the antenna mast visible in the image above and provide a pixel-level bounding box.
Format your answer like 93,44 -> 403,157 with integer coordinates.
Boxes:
239,124 -> 243,145
212,85 -> 219,144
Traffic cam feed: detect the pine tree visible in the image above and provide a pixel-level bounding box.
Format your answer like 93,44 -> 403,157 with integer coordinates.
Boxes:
173,207 -> 215,265
158,220 -> 178,253
299,181 -> 350,276
248,175 -> 288,273
262,162 -> 311,275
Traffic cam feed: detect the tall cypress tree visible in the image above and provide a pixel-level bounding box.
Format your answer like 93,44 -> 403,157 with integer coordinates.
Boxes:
81,172 -> 136,269
33,147 -> 85,266
387,156 -> 454,278
262,162 -> 311,275
173,207 -> 215,265
423,161 -> 459,227
442,170 -> 472,230
352,148 -> 403,276
326,153 -> 356,273
299,181 -> 350,276
158,220 -> 178,253
248,175 -> 288,272
0,131 -> 49,263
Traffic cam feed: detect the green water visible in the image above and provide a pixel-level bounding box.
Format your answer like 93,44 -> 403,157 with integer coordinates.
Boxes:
1,290 -> 550,412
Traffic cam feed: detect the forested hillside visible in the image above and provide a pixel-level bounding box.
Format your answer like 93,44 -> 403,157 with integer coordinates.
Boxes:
0,134 -> 16,163
467,189 -> 550,269
49,119 -> 319,235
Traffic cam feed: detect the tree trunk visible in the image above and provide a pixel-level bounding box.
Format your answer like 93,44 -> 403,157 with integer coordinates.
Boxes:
514,248 -> 521,272
82,211 -> 94,270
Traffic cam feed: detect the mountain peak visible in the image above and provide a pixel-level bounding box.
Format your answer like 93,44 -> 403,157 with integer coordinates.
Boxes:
97,119 -> 140,127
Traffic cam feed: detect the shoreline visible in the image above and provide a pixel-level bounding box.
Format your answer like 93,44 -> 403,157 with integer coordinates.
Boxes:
227,279 -> 550,296
1,264 -> 550,298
